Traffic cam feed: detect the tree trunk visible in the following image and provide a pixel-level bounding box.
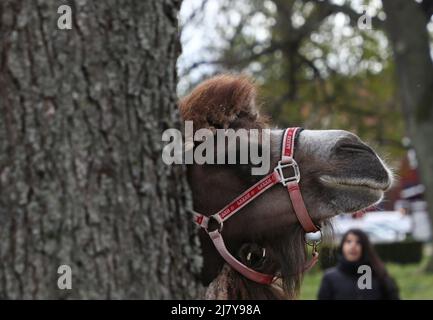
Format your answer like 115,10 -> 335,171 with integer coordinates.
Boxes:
382,0 -> 433,270
0,0 -> 201,298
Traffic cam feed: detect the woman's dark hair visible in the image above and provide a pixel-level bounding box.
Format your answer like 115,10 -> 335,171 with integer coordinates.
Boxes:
339,228 -> 398,298
339,229 -> 385,278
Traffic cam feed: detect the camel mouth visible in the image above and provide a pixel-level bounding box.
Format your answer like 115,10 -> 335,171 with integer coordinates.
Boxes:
319,175 -> 388,192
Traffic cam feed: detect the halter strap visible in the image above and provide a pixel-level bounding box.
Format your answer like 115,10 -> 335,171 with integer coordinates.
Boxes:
194,127 -> 320,284
281,128 -> 319,233
194,171 -> 280,229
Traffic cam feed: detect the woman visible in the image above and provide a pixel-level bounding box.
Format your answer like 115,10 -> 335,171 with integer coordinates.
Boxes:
318,229 -> 399,300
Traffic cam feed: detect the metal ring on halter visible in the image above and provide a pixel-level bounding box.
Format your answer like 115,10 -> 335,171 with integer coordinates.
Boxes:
304,228 -> 322,247
205,215 -> 223,234
247,247 -> 266,262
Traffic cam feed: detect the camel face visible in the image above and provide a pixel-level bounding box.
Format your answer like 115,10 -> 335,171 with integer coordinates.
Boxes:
293,129 -> 393,220
188,128 -> 392,241
180,75 -> 394,296
181,74 -> 393,237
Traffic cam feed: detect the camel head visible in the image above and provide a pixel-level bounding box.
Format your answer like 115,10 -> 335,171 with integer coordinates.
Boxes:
179,74 -> 393,299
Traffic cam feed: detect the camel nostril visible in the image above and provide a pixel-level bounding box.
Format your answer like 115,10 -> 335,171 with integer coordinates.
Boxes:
336,143 -> 376,156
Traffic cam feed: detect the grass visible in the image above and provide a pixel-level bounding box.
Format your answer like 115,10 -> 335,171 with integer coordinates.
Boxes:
299,256 -> 433,300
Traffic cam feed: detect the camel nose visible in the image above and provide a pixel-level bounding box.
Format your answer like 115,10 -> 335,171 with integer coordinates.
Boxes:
335,141 -> 377,157
333,134 -> 392,190
332,131 -> 375,156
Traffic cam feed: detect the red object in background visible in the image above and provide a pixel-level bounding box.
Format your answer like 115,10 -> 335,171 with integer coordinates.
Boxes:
400,153 -> 420,188
352,211 -> 366,219
349,148 -> 422,216
381,149 -> 423,211
352,205 -> 377,219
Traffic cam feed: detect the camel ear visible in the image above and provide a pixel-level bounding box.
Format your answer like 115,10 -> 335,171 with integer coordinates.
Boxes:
179,74 -> 268,132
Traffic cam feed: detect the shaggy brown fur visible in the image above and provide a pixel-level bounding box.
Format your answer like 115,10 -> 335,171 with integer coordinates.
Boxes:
179,74 -> 269,131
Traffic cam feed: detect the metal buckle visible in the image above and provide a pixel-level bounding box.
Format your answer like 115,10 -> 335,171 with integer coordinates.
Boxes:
274,158 -> 301,186
205,215 -> 223,234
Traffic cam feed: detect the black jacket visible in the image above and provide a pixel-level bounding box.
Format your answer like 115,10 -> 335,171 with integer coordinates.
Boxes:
318,258 -> 400,300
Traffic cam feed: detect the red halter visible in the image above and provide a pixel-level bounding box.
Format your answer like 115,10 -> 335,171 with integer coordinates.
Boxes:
194,127 -> 320,284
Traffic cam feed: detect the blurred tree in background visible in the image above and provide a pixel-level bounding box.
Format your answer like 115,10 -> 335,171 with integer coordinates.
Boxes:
180,0 -> 433,270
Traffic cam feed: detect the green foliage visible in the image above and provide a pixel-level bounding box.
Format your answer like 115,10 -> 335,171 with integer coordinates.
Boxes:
376,241 -> 424,264
318,245 -> 338,270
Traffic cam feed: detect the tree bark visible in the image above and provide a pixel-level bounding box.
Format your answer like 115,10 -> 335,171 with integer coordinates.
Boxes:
382,0 -> 433,270
0,0 -> 201,298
